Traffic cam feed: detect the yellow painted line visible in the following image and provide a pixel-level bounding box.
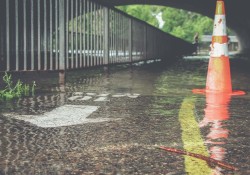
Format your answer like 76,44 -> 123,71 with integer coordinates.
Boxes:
178,97 -> 212,175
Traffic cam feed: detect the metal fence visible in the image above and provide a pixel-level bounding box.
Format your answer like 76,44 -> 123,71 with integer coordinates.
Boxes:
0,0 -> 195,72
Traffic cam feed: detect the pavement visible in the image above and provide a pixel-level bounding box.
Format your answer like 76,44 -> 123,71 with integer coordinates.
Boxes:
0,60 -> 250,175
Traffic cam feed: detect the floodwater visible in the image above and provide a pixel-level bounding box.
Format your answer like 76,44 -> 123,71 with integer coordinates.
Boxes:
0,57 -> 250,174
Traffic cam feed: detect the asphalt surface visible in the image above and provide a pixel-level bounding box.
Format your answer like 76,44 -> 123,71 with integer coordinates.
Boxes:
0,58 -> 250,174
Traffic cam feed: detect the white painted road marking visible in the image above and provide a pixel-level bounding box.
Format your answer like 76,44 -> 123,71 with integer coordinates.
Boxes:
4,105 -> 118,128
68,92 -> 141,102
78,96 -> 92,101
68,96 -> 82,101
94,97 -> 110,102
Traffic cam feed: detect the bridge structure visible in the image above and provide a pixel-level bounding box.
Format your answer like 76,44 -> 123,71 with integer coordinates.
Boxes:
100,0 -> 250,57
0,0 -> 195,72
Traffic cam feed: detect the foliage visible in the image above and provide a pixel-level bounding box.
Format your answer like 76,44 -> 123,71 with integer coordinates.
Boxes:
117,5 -> 234,43
0,72 -> 36,100
117,5 -> 161,28
161,7 -> 214,42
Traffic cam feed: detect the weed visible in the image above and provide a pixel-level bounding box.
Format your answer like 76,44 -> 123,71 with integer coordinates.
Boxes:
0,72 -> 36,100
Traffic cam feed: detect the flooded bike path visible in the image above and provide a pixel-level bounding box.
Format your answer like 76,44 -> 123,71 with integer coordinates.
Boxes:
0,58 -> 250,174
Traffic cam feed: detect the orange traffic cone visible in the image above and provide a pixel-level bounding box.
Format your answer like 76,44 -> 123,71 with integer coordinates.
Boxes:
193,0 -> 245,95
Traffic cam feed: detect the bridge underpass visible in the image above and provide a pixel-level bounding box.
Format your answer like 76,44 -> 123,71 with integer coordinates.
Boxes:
0,0 -> 250,174
99,0 -> 250,57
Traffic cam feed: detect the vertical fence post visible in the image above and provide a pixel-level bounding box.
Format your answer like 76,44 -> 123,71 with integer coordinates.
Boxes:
15,0 -> 19,71
128,19 -> 132,63
43,0 -> 47,70
31,0 -> 34,70
144,25 -> 147,61
103,7 -> 109,65
0,23 -> 3,63
38,0 -> 41,70
6,0 -> 10,71
59,0 -> 65,70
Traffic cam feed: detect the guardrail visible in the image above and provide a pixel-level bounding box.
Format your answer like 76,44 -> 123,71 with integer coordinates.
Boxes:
0,0 -> 195,72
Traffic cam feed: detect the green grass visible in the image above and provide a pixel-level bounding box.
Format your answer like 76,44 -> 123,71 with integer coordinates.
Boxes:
0,72 -> 36,100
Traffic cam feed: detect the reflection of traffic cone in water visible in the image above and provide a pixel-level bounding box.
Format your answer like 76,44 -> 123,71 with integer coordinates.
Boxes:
200,92 -> 231,173
201,92 -> 230,142
199,92 -> 230,130
193,0 -> 245,95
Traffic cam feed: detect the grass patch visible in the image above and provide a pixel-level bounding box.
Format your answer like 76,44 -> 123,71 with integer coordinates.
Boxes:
0,72 -> 36,100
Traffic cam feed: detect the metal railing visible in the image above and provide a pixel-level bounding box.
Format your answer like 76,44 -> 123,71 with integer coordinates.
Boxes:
0,0 -> 195,72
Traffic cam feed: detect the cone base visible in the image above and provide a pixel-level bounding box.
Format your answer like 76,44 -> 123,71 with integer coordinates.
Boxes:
192,89 -> 246,96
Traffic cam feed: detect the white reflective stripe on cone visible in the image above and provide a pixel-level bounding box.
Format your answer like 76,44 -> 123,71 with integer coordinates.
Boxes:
213,15 -> 227,36
210,43 -> 229,57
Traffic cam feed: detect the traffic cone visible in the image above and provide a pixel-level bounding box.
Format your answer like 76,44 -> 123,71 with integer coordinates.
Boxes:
193,0 -> 245,95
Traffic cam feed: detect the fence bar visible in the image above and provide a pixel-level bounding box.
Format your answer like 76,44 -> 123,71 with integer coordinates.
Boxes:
117,13 -> 120,62
0,25 -> 3,64
6,0 -> 10,71
112,12 -> 114,63
83,0 -> 86,67
99,5 -> 102,65
59,0 -> 65,70
95,3 -> 98,65
44,0 -> 47,70
79,0 -> 82,68
103,7 -> 109,65
93,3 -> 96,66
66,0 -> 69,69
75,0 -> 78,68
129,19 -> 132,63
110,11 -> 113,63
114,11 -> 117,63
144,26 -> 147,60
97,4 -> 101,65
114,12 -> 117,63
38,0 -> 41,70
120,14 -> 122,62
109,11 -> 112,63
119,14 -> 122,61
121,14 -> 126,58
15,0 -> 19,71
50,0 -> 53,70
31,0 -> 34,70
113,12 -> 116,63
116,13 -> 118,63
23,0 -> 27,70
55,0 -> 59,70
116,12 -> 119,62
71,0 -> 74,69
87,0 -> 90,67
121,17 -> 124,59
90,2 -> 93,66
101,7 -> 104,65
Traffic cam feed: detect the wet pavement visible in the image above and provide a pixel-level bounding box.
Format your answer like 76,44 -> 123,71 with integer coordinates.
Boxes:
0,57 -> 250,174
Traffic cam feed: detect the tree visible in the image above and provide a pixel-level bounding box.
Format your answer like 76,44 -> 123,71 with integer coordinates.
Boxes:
117,5 -> 215,42
161,7 -> 214,42
116,5 -> 160,28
